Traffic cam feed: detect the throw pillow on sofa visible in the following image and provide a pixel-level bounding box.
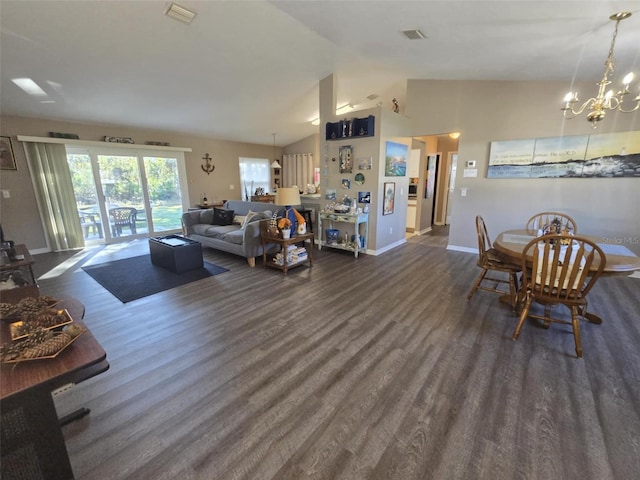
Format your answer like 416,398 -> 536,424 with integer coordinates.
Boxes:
212,208 -> 235,226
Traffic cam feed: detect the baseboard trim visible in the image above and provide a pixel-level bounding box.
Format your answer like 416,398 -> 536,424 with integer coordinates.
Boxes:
371,238 -> 407,256
446,245 -> 476,254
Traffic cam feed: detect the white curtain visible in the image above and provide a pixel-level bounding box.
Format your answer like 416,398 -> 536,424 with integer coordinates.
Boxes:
282,153 -> 313,190
24,142 -> 84,250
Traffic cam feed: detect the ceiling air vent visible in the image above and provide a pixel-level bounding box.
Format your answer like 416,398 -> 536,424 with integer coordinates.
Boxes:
164,3 -> 197,24
402,29 -> 426,40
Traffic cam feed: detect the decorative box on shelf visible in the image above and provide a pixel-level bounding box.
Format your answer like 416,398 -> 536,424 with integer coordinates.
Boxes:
325,115 -> 375,141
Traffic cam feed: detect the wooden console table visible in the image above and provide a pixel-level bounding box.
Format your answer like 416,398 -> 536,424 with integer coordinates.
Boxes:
1,297 -> 109,480
197,202 -> 224,209
318,211 -> 369,258
251,194 -> 276,203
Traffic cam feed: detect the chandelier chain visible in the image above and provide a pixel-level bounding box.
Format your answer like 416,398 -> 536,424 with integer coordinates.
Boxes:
605,19 -> 620,71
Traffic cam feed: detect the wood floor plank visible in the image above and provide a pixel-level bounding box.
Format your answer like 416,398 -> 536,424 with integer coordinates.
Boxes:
23,229 -> 639,480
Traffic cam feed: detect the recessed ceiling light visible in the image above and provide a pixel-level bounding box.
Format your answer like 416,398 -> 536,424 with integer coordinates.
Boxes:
12,78 -> 47,96
164,2 -> 196,24
366,94 -> 380,101
402,29 -> 426,40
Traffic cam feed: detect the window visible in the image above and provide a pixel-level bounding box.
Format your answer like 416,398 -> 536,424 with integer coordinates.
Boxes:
67,145 -> 188,242
238,157 -> 270,200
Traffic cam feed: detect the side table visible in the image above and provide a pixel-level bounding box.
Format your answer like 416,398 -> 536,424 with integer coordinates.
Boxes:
261,232 -> 314,275
0,244 -> 39,303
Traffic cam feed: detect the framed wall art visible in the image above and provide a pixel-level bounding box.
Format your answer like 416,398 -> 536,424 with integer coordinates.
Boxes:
0,136 -> 17,171
487,130 -> 640,179
383,182 -> 395,215
325,189 -> 336,200
339,145 -> 353,173
384,141 -> 407,176
358,191 -> 371,203
358,157 -> 372,170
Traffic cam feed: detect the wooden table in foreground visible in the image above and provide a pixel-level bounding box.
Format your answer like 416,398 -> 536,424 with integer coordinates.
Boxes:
1,297 -> 109,480
493,229 -> 640,324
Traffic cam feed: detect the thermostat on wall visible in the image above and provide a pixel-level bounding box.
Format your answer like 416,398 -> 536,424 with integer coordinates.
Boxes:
466,160 -> 476,168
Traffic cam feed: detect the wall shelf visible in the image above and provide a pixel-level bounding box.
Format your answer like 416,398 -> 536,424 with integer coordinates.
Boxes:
325,115 -> 375,141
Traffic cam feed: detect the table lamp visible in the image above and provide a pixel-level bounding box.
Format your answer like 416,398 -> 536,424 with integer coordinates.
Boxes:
276,187 -> 301,234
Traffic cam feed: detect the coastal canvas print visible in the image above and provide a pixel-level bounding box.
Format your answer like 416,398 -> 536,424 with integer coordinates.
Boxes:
487,131 -> 640,179
384,141 -> 407,176
583,131 -> 640,177
530,135 -> 589,178
487,139 -> 535,178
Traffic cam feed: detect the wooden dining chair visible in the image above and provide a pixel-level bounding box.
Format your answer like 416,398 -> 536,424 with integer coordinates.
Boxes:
467,216 -> 522,310
512,234 -> 606,358
526,212 -> 577,235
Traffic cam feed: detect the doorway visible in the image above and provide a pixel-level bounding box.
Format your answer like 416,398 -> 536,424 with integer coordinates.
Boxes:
412,133 -> 459,234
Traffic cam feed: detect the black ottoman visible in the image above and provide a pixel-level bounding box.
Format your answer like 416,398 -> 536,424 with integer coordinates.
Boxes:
149,235 -> 203,273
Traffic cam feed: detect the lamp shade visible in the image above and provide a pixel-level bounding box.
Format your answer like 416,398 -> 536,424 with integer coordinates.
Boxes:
276,187 -> 300,206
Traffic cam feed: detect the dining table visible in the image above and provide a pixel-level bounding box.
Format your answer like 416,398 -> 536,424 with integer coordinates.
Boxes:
493,229 -> 640,324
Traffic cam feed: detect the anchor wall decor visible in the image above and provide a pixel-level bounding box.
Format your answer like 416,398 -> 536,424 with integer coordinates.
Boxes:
201,153 -> 215,175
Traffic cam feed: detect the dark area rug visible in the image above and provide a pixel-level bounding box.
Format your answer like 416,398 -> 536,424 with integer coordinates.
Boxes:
82,254 -> 228,303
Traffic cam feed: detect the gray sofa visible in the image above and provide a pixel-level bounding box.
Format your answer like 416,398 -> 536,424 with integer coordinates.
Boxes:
181,200 -> 282,267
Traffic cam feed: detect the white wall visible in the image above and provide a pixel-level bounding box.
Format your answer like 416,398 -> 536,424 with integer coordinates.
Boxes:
405,80 -> 640,250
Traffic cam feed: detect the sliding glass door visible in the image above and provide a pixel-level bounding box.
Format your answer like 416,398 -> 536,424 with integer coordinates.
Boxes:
143,156 -> 183,233
67,146 -> 187,244
97,154 -> 146,239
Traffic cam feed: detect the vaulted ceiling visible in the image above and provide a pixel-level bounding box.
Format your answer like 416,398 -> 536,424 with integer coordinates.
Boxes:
1,1 -> 639,146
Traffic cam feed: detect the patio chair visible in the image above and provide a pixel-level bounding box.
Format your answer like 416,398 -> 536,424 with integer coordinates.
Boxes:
512,234 -> 606,358
79,212 -> 103,239
109,207 -> 137,237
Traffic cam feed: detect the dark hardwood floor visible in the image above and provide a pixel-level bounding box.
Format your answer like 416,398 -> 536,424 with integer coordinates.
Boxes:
29,229 -> 640,479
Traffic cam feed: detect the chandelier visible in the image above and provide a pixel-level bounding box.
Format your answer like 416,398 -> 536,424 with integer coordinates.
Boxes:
561,12 -> 640,127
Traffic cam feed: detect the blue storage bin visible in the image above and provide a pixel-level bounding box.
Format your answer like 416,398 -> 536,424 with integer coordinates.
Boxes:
325,228 -> 339,244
